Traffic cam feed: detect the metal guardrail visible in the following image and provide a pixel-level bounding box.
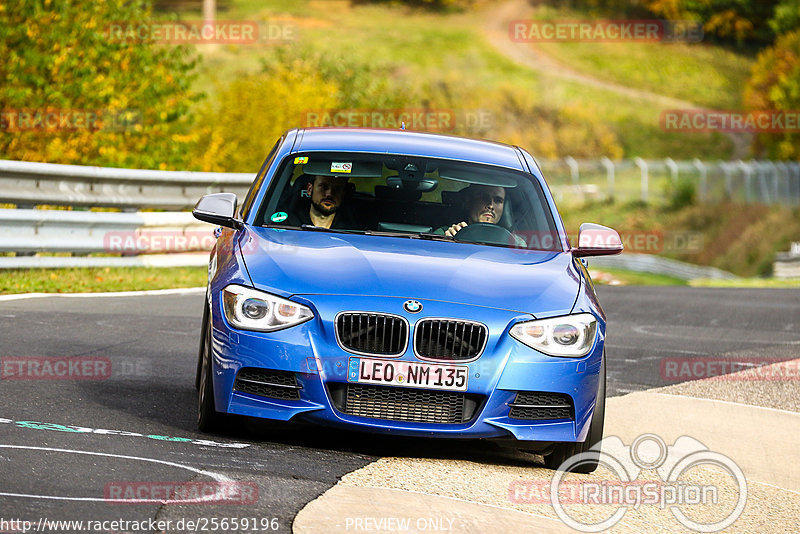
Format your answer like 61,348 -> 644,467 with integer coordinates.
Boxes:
0,208 -> 213,269
0,209 -> 210,254
538,158 -> 800,206
590,253 -> 738,280
1,158 -> 799,209
0,159 -> 252,210
773,242 -> 800,279
0,158 -> 794,273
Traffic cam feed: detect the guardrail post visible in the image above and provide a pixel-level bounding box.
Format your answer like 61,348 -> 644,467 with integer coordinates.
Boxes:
754,161 -> 765,204
564,156 -> 579,186
790,162 -> 800,206
665,158 -> 678,183
720,162 -> 733,200
600,157 -> 615,201
737,160 -> 752,203
693,158 -> 707,202
634,157 -> 648,203
773,161 -> 786,205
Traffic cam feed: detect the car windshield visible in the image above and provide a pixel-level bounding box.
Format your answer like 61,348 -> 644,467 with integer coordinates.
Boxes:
254,152 -> 563,251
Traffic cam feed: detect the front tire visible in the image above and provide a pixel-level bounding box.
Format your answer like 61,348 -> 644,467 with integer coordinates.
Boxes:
544,354 -> 606,473
195,300 -> 209,391
197,310 -> 226,433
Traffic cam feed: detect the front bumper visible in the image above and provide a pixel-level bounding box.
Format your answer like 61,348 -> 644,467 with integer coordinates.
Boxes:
209,294 -> 604,443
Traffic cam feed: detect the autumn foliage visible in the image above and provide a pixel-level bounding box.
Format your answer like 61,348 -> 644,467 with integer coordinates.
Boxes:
0,0 -> 200,169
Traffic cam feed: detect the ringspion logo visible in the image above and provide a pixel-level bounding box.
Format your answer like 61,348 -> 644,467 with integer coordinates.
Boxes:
534,434 -> 747,532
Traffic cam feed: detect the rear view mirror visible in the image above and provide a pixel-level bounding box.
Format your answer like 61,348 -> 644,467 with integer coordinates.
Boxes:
572,223 -> 623,257
193,193 -> 243,229
385,175 -> 438,191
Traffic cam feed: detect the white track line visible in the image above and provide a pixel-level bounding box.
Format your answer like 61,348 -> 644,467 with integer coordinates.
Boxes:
0,444 -> 230,503
651,392 -> 800,416
0,287 -> 205,301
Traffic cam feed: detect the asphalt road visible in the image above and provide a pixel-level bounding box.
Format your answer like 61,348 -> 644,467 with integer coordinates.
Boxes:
0,286 -> 797,533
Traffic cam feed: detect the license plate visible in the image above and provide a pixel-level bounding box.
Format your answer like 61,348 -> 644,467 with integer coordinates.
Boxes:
347,358 -> 468,391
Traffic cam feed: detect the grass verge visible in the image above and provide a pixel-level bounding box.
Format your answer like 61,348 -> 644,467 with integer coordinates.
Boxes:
0,267 -> 207,295
588,267 -> 687,286
184,0 -> 734,161
0,265 -> 794,294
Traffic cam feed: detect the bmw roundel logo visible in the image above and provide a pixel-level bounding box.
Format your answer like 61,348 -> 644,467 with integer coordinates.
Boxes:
404,300 -> 422,313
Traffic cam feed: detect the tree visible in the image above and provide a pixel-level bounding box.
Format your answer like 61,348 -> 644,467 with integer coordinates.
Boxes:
645,0 -> 779,45
744,30 -> 800,159
0,0 -> 201,169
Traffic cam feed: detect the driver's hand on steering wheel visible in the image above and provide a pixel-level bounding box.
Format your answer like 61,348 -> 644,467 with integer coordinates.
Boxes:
444,221 -> 468,237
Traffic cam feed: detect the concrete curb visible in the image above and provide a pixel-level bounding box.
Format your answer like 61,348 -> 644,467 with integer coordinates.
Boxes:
292,390 -> 800,533
293,486 -> 573,534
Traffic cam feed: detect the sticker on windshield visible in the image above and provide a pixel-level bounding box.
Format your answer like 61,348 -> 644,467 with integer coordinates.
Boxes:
294,156 -> 309,164
330,162 -> 352,173
270,212 -> 288,223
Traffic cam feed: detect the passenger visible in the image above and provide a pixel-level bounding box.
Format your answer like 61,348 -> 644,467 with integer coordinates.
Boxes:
436,184 -> 507,237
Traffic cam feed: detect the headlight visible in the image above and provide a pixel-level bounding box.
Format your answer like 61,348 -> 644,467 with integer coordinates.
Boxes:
510,313 -> 597,357
222,284 -> 313,332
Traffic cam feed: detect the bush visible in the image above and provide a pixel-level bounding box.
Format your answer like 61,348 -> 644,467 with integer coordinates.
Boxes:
665,175 -> 697,210
191,58 -> 339,172
0,0 -> 201,169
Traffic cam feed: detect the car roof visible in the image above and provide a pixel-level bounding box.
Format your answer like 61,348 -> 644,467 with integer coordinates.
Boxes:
293,128 -> 527,171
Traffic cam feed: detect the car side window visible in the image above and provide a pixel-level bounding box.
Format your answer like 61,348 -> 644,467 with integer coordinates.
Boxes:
240,140 -> 281,220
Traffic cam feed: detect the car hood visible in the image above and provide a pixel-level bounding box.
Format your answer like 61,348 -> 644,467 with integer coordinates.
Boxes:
239,227 -> 581,316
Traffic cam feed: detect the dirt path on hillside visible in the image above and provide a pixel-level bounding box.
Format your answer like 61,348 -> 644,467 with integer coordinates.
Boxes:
482,0 -> 751,158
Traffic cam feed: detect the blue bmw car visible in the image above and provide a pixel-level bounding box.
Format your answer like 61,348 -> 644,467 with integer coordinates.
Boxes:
192,128 -> 622,472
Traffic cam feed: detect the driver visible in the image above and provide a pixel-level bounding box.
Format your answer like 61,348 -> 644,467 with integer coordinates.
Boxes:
436,184 -> 506,237
285,174 -> 356,229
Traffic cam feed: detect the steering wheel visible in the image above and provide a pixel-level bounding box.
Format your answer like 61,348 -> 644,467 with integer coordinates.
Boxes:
453,223 -> 515,246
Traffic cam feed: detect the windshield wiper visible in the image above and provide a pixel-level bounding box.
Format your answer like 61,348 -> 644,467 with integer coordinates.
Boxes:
363,230 -> 416,238
417,232 -> 452,241
298,225 -> 367,234
364,230 -> 453,242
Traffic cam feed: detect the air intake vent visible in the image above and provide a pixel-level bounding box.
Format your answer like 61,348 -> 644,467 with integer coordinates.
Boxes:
508,391 -> 573,420
336,313 -> 407,356
233,368 -> 301,400
414,319 -> 487,361
327,383 -> 482,424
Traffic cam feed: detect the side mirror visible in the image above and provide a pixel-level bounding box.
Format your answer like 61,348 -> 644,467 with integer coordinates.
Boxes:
572,223 -> 623,257
192,193 -> 243,229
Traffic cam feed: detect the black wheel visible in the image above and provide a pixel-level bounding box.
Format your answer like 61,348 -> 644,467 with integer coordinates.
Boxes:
544,354 -> 606,473
197,308 -> 226,433
453,222 -> 515,246
195,300 -> 209,391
